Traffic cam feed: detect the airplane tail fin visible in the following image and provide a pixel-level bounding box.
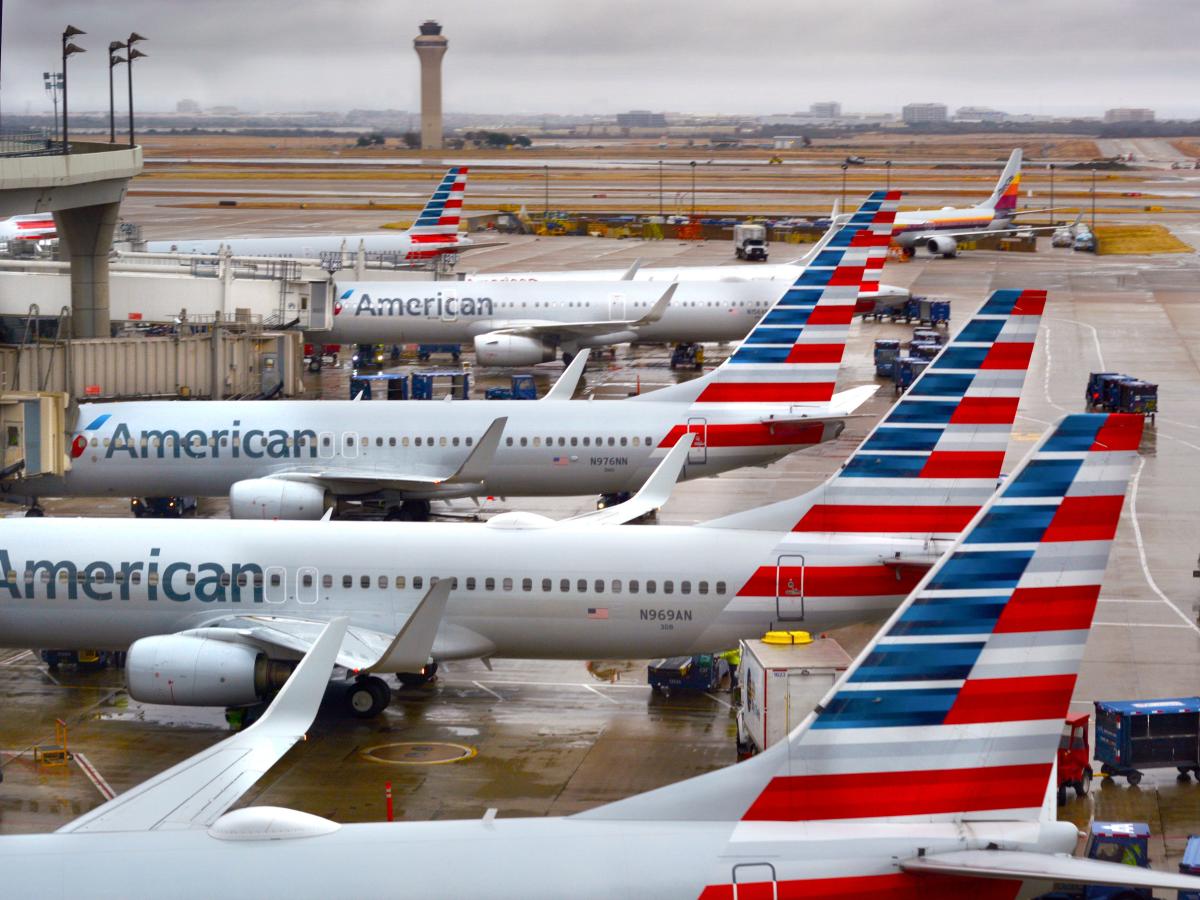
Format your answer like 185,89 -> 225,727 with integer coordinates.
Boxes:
580,412 -> 1143,825
633,191 -> 899,408
701,288 -> 1046,536
406,166 -> 469,240
982,149 -> 1022,215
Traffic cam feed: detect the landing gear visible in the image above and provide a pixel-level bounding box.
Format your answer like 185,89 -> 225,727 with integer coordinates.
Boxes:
345,675 -> 391,718
24,504 -> 43,518
597,492 -> 632,510
385,500 -> 432,522
396,662 -> 438,688
562,351 -> 575,366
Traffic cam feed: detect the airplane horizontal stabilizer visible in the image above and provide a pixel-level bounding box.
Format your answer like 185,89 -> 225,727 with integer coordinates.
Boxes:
541,349 -> 591,401
57,618 -> 347,834
901,850 -> 1200,892
563,433 -> 694,526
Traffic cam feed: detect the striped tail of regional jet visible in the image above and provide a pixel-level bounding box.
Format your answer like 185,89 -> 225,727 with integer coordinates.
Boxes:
406,166 -> 469,244
981,148 -> 1022,216
702,288 -> 1046,540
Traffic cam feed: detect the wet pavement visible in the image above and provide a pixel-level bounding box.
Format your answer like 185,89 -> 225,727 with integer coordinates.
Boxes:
4,234 -> 1200,891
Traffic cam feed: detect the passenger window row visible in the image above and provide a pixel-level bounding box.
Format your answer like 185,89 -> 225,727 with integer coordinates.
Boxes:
505,435 -> 654,449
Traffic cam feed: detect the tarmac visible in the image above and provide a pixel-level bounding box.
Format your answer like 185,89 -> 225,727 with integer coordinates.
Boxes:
3,233 -> 1200,889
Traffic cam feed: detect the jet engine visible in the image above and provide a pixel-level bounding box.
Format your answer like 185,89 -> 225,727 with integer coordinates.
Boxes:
126,634 -> 293,706
925,236 -> 958,258
229,478 -> 328,520
473,333 -> 556,367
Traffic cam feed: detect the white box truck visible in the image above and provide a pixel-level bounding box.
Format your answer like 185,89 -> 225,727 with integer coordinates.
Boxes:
733,223 -> 768,261
735,633 -> 852,758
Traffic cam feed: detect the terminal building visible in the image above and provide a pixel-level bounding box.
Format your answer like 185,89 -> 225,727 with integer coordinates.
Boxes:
1104,107 -> 1155,123
901,102 -> 948,125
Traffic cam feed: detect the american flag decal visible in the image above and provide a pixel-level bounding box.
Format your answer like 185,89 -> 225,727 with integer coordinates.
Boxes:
587,608 -> 609,620
552,456 -> 570,466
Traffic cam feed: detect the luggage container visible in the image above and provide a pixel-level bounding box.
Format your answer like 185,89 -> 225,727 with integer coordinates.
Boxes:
892,355 -> 929,394
735,632 -> 851,759
873,339 -> 899,378
1094,697 -> 1200,786
350,373 -> 409,401
416,343 -> 462,363
912,328 -> 945,347
1035,823 -> 1152,900
411,369 -> 471,401
648,654 -> 731,697
1086,372 -> 1121,407
1117,380 -> 1157,421
928,299 -> 951,326
907,341 -> 941,362
484,374 -> 537,400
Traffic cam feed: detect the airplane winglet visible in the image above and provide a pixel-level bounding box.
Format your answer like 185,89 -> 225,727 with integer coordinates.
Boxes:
58,617 -> 349,834
619,258 -> 642,281
446,416 -> 508,484
542,349 -> 590,401
365,580 -> 452,673
563,433 -> 695,526
633,281 -> 678,326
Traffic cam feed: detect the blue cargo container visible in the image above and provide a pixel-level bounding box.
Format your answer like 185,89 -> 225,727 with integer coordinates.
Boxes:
350,373 -> 409,401
1035,823 -> 1152,900
412,369 -> 471,401
873,339 -> 900,378
1180,835 -> 1200,900
1094,697 -> 1200,786
892,356 -> 929,394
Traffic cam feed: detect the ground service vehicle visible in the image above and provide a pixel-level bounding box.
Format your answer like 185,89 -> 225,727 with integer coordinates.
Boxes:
1095,698 -> 1200,786
484,374 -> 537,400
733,223 -> 768,260
647,654 -> 730,697
350,374 -> 409,401
130,496 -> 197,518
735,632 -> 850,759
1036,823 -> 1152,900
1058,713 -> 1094,803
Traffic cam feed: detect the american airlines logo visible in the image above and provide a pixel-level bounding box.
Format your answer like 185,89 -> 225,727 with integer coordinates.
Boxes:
96,422 -> 319,460
0,548 -> 264,603
342,289 -> 495,318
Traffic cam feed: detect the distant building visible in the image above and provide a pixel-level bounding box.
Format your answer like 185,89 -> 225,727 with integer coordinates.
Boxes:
616,110 -> 667,128
954,106 -> 1007,123
809,101 -> 841,119
175,98 -> 201,114
1104,108 -> 1155,123
902,103 -> 948,125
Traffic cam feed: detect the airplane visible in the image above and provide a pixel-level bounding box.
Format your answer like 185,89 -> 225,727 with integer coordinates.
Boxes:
322,199 -> 908,366
6,413 -> 1193,900
0,213 -> 57,246
7,193 -> 900,521
0,287 -> 1042,718
142,167 -> 475,262
889,148 -> 1060,258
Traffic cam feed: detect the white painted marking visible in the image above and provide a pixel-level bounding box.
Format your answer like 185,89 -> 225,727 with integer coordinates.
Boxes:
1047,315 -> 1106,369
73,751 -> 116,800
445,678 -> 650,691
1093,621 -> 1194,629
705,692 -> 734,710
471,680 -> 504,702
1128,457 -> 1200,636
1097,598 -> 1167,605
582,684 -> 620,705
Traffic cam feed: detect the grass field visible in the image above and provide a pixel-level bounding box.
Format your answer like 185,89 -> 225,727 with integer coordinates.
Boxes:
1094,224 -> 1194,254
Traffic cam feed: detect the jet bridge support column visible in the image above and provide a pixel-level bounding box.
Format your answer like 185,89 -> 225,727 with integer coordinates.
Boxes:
53,202 -> 121,339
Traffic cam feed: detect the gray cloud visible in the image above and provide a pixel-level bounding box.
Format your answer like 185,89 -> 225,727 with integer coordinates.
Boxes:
4,0 -> 1198,117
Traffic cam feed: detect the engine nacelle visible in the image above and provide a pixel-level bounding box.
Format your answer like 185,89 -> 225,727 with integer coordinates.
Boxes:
126,634 -> 291,707
474,333 -> 555,367
229,478 -> 328,520
925,235 -> 958,258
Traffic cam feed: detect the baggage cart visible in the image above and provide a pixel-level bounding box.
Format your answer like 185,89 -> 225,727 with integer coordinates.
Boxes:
1094,697 -> 1200,786
892,355 -> 929,394
1180,835 -> 1200,900
648,654 -> 730,697
412,369 -> 471,401
350,374 -> 409,401
1116,380 -> 1157,422
873,339 -> 899,378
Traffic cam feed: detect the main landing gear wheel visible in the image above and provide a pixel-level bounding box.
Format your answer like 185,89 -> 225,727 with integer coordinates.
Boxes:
386,500 -> 431,522
396,662 -> 438,688
346,675 -> 392,718
24,505 -> 44,518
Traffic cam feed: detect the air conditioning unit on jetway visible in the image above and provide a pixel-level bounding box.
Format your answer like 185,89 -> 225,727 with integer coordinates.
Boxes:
0,391 -> 69,479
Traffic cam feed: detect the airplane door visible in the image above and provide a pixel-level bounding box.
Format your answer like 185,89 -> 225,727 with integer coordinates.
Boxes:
775,554 -> 804,622
441,288 -> 458,322
297,567 -> 318,605
731,863 -> 777,900
318,432 -> 335,459
686,417 -> 708,465
342,431 -> 359,459
608,292 -> 625,321
264,566 -> 287,604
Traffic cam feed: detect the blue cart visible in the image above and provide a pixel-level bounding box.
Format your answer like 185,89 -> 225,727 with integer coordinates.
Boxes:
417,343 -> 462,362
873,339 -> 900,378
1036,823 -> 1152,900
892,355 -> 929,394
1095,697 -> 1200,786
350,373 -> 409,401
1117,380 -> 1157,422
1180,835 -> 1200,900
485,374 -> 538,400
647,654 -> 730,697
412,369 -> 471,401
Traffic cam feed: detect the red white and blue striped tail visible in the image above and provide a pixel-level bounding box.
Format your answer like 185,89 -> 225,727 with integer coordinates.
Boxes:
740,412 -> 1143,824
407,166 -> 468,241
687,191 -> 899,406
703,288 -> 1045,537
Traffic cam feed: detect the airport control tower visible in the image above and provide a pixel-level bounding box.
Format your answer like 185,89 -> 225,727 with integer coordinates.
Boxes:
413,20 -> 448,150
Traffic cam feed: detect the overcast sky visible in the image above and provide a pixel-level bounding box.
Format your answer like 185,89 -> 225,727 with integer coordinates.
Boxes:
4,0 -> 1197,118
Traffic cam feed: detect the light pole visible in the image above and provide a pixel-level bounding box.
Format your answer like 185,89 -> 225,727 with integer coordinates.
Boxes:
689,160 -> 696,219
61,25 -> 86,152
43,71 -> 62,141
1090,167 -> 1096,230
885,159 -> 892,191
125,32 -> 147,146
1049,163 -> 1055,227
108,42 -> 126,143
658,159 -> 663,218
840,162 -> 849,210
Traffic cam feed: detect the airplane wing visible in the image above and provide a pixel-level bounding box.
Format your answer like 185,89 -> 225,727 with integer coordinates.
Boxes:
188,580 -> 453,673
908,223 -> 1061,242
262,416 -> 507,494
490,282 -> 678,339
754,386 -> 880,431
902,850 -> 1200,893
562,434 -> 693,526
542,349 -> 591,401
57,617 -> 348,834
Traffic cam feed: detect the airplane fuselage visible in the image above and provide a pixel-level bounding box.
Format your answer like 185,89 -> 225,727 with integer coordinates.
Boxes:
891,206 -> 1010,246
0,517 -> 929,662
144,232 -> 468,260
